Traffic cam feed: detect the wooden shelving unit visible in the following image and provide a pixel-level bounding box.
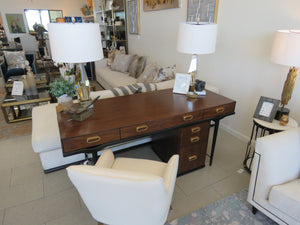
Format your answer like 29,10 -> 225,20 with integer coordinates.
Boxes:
93,0 -> 128,56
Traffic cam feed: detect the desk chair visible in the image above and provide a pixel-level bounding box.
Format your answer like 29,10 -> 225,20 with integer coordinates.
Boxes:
67,149 -> 179,225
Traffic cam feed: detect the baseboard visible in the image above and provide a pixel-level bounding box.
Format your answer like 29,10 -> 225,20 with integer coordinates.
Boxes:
220,122 -> 249,143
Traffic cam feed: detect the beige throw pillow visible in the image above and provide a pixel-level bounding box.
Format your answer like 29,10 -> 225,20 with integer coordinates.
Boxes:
128,55 -> 139,77
129,55 -> 147,78
107,49 -> 125,67
111,54 -> 134,73
152,64 -> 176,83
136,56 -> 147,77
137,63 -> 158,83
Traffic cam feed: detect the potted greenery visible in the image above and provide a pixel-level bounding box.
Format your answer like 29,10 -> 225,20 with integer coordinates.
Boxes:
48,77 -> 75,104
63,68 -> 76,82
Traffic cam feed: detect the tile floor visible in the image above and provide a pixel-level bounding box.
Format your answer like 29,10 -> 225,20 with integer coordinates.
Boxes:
0,128 -> 250,225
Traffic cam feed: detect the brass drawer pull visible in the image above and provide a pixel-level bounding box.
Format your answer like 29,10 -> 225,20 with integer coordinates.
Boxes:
216,107 -> 225,113
188,155 -> 198,161
191,127 -> 201,133
183,115 -> 194,121
190,136 -> 200,143
86,136 -> 101,144
136,125 -> 149,132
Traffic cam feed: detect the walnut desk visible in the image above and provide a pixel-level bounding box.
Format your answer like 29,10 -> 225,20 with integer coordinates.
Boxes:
57,89 -> 236,174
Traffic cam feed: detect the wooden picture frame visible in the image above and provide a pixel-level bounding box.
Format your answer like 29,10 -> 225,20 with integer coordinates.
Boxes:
127,0 -> 140,34
187,0 -> 219,23
253,96 -> 280,123
6,13 -> 26,34
143,0 -> 179,11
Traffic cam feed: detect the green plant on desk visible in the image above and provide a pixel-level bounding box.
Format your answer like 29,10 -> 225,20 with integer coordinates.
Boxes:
48,77 -> 75,98
65,68 -> 75,76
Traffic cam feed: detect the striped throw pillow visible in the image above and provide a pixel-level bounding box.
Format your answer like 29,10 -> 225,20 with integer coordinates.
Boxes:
109,83 -> 158,97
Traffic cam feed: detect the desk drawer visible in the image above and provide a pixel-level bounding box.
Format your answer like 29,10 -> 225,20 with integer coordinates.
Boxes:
203,103 -> 235,119
120,111 -> 204,139
180,122 -> 210,146
121,122 -> 159,139
178,143 -> 207,174
62,129 -> 120,153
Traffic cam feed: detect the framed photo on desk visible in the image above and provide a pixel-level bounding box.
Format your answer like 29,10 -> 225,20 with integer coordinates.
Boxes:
253,96 -> 280,122
173,73 -> 191,94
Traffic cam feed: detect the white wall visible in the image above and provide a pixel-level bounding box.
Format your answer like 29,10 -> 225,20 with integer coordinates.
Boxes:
0,0 -> 85,40
127,0 -> 300,141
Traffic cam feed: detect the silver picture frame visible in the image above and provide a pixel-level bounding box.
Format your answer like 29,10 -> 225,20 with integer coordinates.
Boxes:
253,96 -> 280,123
187,0 -> 219,23
127,0 -> 140,34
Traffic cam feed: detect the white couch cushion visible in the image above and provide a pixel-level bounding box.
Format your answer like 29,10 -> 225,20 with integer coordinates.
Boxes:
269,178 -> 300,221
96,66 -> 137,88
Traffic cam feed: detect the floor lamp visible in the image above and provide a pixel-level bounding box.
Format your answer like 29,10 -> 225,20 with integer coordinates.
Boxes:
177,22 -> 217,98
48,22 -> 103,102
271,29 -> 300,120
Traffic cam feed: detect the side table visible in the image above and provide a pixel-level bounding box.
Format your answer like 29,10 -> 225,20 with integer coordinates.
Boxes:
243,117 -> 298,172
1,92 -> 51,123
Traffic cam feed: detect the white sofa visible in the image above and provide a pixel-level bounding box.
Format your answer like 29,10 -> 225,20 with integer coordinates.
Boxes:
247,127 -> 300,225
94,58 -> 176,90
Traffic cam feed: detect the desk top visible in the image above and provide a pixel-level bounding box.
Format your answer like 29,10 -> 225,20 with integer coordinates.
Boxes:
57,89 -> 236,154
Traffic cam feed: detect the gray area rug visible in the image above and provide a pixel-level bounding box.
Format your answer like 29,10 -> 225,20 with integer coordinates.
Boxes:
166,189 -> 278,225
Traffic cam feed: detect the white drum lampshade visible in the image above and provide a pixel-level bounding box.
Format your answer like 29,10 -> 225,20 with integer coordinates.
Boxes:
177,22 -> 218,55
271,30 -> 300,67
48,23 -> 103,63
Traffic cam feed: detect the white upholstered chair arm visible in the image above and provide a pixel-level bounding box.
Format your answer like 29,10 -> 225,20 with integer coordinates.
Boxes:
252,128 -> 300,200
95,149 -> 115,168
163,155 -> 179,199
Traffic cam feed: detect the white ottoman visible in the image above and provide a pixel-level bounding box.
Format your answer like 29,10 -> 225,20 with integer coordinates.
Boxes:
31,103 -> 86,173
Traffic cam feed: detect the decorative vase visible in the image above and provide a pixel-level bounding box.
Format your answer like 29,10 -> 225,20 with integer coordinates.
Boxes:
26,67 -> 37,96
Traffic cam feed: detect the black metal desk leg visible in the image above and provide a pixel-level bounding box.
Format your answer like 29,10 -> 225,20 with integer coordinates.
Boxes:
92,152 -> 98,164
209,119 -> 220,166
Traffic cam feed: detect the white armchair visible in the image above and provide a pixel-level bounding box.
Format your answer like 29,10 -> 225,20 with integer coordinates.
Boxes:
67,149 -> 179,225
247,127 -> 300,225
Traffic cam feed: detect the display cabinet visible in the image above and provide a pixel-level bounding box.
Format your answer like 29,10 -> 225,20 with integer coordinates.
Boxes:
93,0 -> 127,56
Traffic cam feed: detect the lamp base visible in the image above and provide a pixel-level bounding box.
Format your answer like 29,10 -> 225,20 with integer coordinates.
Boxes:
186,82 -> 198,99
187,92 -> 198,99
76,63 -> 91,102
275,108 -> 290,120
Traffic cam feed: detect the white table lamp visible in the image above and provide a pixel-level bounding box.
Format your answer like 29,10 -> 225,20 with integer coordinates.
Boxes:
48,23 -> 103,101
177,22 -> 217,98
270,29 -> 300,118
